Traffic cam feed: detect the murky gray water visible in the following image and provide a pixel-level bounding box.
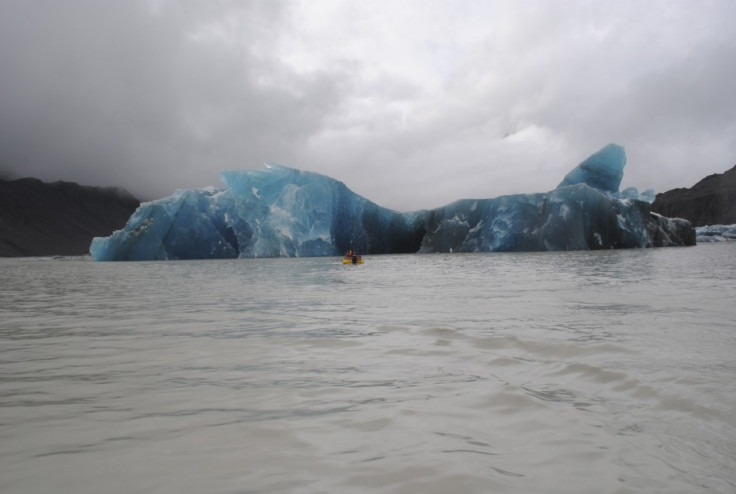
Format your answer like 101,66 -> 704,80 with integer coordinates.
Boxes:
1,244 -> 735,493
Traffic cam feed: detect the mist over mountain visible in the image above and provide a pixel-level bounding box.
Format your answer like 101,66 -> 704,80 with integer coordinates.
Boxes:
0,178 -> 139,257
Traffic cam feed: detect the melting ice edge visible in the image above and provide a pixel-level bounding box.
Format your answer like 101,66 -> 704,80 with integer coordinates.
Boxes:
91,144 -> 695,261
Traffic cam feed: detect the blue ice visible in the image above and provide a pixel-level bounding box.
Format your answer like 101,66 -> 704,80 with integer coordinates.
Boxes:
90,144 -> 694,260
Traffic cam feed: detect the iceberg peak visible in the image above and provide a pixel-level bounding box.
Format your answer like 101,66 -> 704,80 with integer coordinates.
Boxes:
557,143 -> 626,193
264,162 -> 292,171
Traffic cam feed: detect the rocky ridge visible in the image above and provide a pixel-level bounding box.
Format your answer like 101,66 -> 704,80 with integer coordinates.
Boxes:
0,178 -> 139,257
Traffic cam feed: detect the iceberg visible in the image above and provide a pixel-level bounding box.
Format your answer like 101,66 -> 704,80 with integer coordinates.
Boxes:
91,164 -> 425,260
90,144 -> 695,261
695,224 -> 736,242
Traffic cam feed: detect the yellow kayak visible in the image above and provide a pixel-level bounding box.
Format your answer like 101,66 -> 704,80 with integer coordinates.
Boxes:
342,255 -> 364,264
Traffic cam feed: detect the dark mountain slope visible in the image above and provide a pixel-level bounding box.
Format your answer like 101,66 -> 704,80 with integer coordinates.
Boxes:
0,178 -> 139,257
651,165 -> 736,227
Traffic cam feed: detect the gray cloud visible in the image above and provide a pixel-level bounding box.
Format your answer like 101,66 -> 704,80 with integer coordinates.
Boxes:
1,0 -> 734,211
0,0 -> 344,198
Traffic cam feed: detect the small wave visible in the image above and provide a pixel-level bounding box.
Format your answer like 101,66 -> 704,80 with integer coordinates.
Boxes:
470,333 -> 630,360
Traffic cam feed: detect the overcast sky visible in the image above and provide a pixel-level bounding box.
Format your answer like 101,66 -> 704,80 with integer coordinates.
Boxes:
1,0 -> 735,210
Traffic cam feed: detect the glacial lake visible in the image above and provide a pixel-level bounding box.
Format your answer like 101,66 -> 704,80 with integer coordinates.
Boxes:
1,243 -> 735,493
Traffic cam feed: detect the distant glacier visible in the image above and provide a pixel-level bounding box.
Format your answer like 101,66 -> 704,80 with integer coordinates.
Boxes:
695,224 -> 736,242
90,144 -> 695,261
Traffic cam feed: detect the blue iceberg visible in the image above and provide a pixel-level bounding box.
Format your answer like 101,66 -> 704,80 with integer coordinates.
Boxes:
90,144 -> 695,261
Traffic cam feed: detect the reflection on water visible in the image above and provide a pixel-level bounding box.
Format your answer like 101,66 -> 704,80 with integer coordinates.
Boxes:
1,244 -> 735,493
